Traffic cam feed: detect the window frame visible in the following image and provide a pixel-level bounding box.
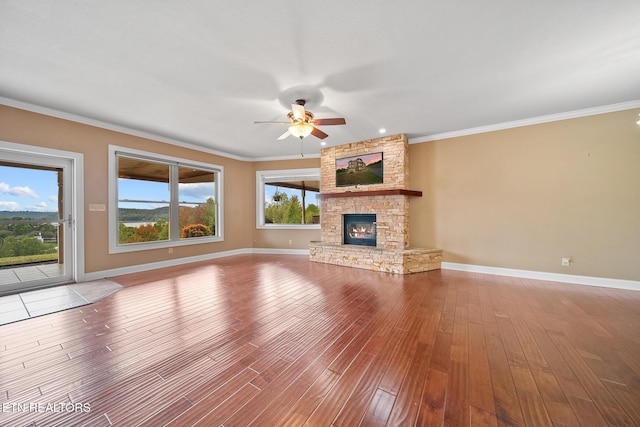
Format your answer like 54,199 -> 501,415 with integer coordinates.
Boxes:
108,145 -> 224,253
256,168 -> 321,230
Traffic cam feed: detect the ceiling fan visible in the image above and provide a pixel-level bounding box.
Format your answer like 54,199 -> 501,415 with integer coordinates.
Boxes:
254,99 -> 346,141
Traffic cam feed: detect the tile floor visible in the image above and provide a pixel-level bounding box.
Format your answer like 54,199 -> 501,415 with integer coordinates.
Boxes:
0,279 -> 122,326
0,262 -> 64,284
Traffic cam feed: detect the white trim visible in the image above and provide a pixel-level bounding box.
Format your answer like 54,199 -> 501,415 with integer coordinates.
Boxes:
256,168 -> 321,229
251,248 -> 310,255
5,96 -> 638,161
108,145 -> 224,254
0,96 -> 250,161
80,250 -> 639,292
82,247 -> 309,282
83,249 -> 250,281
0,140 -> 85,284
251,153 -> 321,162
409,100 -> 640,144
258,168 -> 321,182
257,224 -> 321,230
442,262 -> 640,291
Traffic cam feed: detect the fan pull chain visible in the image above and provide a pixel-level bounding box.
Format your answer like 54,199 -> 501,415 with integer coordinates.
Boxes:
300,140 -> 304,157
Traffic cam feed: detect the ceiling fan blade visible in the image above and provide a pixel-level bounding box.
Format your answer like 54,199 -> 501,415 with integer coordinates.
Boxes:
292,103 -> 305,120
311,127 -> 329,139
254,121 -> 290,124
277,130 -> 291,140
313,118 -> 346,126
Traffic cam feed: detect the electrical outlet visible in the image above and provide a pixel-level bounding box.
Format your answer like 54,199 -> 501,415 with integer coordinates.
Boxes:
561,257 -> 571,267
288,239 -> 293,245
168,248 -> 173,254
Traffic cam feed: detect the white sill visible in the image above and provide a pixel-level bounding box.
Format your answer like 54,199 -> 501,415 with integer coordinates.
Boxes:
109,235 -> 224,254
256,224 -> 321,230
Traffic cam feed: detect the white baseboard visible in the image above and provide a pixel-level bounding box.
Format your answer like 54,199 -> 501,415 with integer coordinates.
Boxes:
82,251 -> 639,292
251,248 -> 311,256
82,248 -> 251,281
82,248 -> 310,282
441,262 -> 640,291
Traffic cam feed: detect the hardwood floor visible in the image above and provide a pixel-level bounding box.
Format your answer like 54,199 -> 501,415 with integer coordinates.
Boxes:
1,254 -> 639,426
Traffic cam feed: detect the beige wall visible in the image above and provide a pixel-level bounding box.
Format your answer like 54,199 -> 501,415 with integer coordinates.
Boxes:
0,105 -> 255,273
409,109 -> 640,281
251,158 -> 321,249
2,104 -> 639,281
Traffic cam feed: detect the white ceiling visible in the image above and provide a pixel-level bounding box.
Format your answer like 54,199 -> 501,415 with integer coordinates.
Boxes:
1,1 -> 639,160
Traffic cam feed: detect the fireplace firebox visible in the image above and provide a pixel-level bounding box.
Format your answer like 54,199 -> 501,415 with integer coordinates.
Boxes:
343,214 -> 376,247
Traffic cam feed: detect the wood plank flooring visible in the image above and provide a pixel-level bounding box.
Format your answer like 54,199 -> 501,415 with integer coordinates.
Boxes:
1,254 -> 639,426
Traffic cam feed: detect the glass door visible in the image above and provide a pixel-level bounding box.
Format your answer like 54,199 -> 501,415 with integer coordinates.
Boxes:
0,150 -> 75,294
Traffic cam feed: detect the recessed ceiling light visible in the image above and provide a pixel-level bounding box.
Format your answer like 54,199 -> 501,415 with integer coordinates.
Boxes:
320,141 -> 326,146
379,128 -> 386,134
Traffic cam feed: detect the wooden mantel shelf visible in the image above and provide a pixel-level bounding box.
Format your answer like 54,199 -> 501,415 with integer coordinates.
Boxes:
317,189 -> 422,199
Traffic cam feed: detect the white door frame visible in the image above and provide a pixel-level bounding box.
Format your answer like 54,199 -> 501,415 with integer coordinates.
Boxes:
0,140 -> 84,291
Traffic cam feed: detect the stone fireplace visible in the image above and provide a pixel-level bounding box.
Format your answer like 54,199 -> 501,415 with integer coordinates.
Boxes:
310,134 -> 442,274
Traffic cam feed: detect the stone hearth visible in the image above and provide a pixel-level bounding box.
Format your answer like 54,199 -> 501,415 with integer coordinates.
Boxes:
309,242 -> 442,274
309,134 -> 442,274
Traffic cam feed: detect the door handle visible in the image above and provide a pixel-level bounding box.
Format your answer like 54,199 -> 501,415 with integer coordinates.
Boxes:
59,214 -> 73,228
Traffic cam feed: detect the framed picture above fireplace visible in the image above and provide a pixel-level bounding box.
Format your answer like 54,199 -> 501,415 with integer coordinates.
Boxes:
335,152 -> 383,187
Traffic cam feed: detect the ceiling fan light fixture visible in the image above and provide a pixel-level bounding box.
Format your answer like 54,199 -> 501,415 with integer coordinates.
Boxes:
289,122 -> 314,139
255,99 -> 345,142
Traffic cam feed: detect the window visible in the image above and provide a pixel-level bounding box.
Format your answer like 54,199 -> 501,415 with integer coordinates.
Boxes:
109,146 -> 223,253
256,168 -> 321,229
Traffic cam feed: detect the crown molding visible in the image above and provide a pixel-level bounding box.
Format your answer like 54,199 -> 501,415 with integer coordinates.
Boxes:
0,96 -> 253,162
3,96 -> 638,161
409,100 -> 640,144
250,152 -> 321,161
